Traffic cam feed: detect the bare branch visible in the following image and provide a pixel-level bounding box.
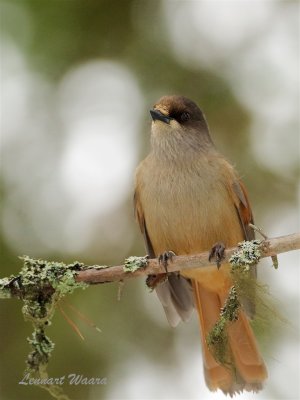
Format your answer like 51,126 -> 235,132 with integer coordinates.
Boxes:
75,233 -> 300,285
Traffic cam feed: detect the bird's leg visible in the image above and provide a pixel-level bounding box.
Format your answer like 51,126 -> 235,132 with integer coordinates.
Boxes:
146,251 -> 177,290
209,242 -> 226,269
158,251 -> 176,273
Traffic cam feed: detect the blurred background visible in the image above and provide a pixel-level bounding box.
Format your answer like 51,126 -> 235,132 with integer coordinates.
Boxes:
0,1 -> 299,399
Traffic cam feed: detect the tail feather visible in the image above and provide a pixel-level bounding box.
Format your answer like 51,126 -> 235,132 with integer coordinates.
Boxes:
228,312 -> 267,383
193,281 -> 234,392
193,280 -> 267,395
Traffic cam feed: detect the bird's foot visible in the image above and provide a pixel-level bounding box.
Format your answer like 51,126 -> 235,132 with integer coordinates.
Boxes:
209,242 -> 226,269
158,251 -> 176,273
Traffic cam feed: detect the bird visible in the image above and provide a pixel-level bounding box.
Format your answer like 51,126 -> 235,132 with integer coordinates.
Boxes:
134,95 -> 267,395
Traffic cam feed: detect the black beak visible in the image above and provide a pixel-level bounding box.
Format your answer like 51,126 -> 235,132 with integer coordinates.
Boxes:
150,109 -> 172,124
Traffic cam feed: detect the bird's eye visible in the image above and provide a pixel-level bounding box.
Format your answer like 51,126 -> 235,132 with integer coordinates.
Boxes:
180,112 -> 190,122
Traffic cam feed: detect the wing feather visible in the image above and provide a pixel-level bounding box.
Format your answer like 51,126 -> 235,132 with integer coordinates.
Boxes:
232,180 -> 255,241
134,188 -> 194,325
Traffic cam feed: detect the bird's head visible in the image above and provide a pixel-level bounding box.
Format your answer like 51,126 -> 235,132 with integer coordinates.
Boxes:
150,95 -> 213,156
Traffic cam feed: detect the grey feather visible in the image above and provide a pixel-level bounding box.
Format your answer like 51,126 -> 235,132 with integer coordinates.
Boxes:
155,281 -> 181,327
155,273 -> 194,326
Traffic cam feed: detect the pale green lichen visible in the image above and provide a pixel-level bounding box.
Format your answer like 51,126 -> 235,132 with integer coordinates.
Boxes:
27,327 -> 55,371
0,277 -> 14,298
20,256 -> 88,296
229,239 -> 261,270
220,286 -> 241,323
230,240 -> 261,318
0,256 -> 91,400
123,255 -> 149,272
17,257 -> 89,368
207,286 -> 240,366
207,240 -> 262,368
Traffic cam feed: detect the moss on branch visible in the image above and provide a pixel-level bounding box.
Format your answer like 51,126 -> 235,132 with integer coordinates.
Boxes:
207,240 -> 263,367
0,256 -> 90,400
123,255 -> 149,272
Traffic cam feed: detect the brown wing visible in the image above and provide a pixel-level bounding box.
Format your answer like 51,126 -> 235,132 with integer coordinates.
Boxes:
133,190 -> 155,258
133,188 -> 194,326
232,180 -> 255,241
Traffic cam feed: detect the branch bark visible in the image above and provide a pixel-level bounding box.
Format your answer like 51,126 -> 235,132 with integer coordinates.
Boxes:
75,232 -> 300,285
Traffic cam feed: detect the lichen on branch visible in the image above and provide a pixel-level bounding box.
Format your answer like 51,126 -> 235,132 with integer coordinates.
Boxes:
229,239 -> 262,269
207,286 -> 241,366
207,240 -> 263,366
123,255 -> 149,272
2,256 -> 89,400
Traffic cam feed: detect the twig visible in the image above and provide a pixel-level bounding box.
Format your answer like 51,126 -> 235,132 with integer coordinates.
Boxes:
249,223 -> 268,240
75,233 -> 300,285
249,223 -> 278,268
0,233 -> 299,300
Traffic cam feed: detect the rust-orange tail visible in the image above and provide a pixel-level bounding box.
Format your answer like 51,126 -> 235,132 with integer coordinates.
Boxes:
193,280 -> 268,395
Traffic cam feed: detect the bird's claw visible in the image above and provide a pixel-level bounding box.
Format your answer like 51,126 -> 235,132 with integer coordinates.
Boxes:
209,242 -> 226,269
158,251 -> 176,273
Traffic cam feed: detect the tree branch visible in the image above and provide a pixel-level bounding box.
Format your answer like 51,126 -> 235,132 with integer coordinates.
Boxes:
1,233 -> 299,301
0,232 -> 298,400
75,233 -> 300,285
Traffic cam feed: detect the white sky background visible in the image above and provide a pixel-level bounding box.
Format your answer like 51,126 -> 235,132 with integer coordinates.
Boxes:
1,0 -> 299,399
